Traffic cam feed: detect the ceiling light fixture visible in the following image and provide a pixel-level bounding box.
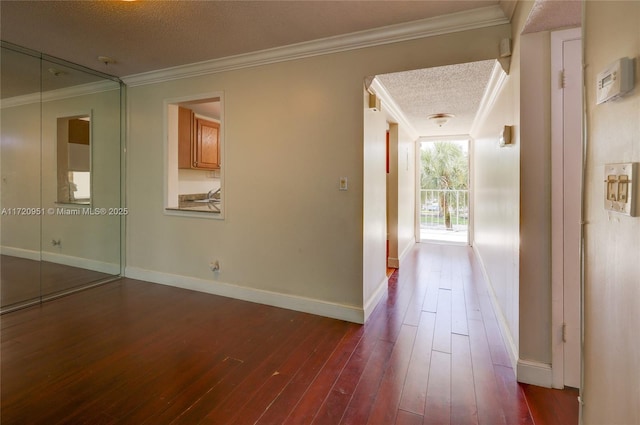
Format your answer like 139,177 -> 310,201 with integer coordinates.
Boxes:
48,68 -> 66,77
98,56 -> 116,66
427,113 -> 455,127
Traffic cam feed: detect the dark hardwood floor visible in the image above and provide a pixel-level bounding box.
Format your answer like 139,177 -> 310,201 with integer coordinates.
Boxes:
1,255 -> 114,309
0,244 -> 578,424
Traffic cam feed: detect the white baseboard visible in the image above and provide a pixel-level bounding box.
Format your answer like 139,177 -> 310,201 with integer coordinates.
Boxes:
363,275 -> 388,323
1,246 -> 40,261
125,266 -> 365,324
472,245 -> 519,371
2,246 -> 120,275
41,251 -> 120,275
517,359 -> 553,388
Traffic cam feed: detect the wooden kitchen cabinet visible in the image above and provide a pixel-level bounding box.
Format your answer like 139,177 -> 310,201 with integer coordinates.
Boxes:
178,106 -> 220,170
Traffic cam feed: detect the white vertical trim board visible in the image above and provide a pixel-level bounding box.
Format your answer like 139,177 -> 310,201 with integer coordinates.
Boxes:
550,26 -> 582,390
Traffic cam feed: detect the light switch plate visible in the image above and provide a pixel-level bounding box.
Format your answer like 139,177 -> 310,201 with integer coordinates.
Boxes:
604,162 -> 637,216
339,177 -> 348,191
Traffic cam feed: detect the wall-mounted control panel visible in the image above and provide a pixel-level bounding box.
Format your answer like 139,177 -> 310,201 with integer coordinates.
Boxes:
596,57 -> 635,104
604,162 -> 637,216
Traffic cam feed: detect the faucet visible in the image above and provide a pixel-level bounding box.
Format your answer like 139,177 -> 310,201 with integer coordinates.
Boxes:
207,188 -> 221,200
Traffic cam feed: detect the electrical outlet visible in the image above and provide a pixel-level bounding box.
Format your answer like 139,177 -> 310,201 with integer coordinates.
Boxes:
210,260 -> 220,272
339,177 -> 348,191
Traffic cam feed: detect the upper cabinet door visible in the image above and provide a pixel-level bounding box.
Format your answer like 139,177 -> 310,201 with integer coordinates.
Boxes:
178,106 -> 194,169
194,118 -> 220,170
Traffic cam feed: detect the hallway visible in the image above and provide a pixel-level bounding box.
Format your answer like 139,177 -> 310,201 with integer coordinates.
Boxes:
0,244 -> 577,424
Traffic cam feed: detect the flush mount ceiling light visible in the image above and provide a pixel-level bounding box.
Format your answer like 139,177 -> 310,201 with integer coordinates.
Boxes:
48,68 -> 66,77
427,113 -> 455,127
97,56 -> 116,66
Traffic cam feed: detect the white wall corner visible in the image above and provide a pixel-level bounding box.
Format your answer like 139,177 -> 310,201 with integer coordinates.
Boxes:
368,77 -> 420,141
363,275 -> 389,323
470,60 -> 509,137
125,266 -> 365,324
517,359 -> 553,387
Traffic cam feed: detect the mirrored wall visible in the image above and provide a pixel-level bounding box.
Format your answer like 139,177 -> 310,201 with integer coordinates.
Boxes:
1,42 -> 123,313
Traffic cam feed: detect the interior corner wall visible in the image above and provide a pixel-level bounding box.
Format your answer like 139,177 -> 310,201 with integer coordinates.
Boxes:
583,2 -> 640,424
125,23 -> 511,324
471,1 -> 532,375
364,90 -> 389,311
387,124 -> 399,269
519,28 -> 553,377
396,125 -> 416,261
385,122 -> 415,270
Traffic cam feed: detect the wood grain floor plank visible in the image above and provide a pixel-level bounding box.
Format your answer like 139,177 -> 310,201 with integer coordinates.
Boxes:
398,312 -> 436,415
1,244 -> 578,425
468,318 -> 507,425
450,334 -> 478,425
432,289 -> 452,353
423,350 -> 451,425
396,409 -> 424,425
365,324 -> 417,425
335,338 -> 395,425
280,325 -> 364,425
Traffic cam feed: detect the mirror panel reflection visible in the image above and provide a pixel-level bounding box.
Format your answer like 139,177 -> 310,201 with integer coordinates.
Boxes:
1,43 -> 123,312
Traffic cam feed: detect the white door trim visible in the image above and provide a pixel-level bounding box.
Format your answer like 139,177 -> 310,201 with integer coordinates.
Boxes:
550,27 -> 582,390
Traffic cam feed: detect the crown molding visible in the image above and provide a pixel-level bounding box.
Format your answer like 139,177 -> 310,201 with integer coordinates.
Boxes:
1,80 -> 119,109
469,60 -> 508,136
368,77 -> 419,141
122,5 -> 509,87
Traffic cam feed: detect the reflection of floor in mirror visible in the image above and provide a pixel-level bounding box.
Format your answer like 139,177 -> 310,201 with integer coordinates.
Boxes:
0,255 -> 114,309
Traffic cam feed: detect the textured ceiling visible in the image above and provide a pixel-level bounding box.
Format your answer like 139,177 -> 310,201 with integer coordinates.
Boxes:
1,0 -> 498,77
522,0 -> 582,34
1,0 -> 581,139
376,60 -> 496,137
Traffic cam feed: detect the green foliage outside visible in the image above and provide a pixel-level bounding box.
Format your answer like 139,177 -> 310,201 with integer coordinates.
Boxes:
420,141 -> 468,229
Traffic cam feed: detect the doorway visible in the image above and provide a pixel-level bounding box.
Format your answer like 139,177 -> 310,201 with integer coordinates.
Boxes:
418,138 -> 470,245
551,27 -> 582,390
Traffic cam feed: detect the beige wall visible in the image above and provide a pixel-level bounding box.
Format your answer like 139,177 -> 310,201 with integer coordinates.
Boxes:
473,0 -> 560,386
364,92 -> 389,312
397,125 -> 416,261
125,24 -> 510,322
519,28 -> 553,368
472,1 -> 529,373
584,2 -> 640,424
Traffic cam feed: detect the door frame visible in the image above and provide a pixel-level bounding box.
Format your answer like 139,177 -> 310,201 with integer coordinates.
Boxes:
415,136 -> 472,246
550,27 -> 583,390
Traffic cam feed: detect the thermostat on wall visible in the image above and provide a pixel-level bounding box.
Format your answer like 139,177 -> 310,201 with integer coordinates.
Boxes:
596,57 -> 634,104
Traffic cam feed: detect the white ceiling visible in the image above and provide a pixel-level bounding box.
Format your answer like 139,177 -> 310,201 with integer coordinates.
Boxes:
1,1 -> 581,138
376,60 -> 497,137
1,0 -> 500,77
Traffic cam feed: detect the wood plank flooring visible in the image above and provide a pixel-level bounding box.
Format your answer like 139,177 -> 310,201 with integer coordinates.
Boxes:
1,255 -> 114,309
0,244 -> 579,424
